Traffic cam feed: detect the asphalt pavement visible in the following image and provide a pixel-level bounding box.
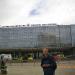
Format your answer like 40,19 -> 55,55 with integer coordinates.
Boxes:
0,60 -> 75,75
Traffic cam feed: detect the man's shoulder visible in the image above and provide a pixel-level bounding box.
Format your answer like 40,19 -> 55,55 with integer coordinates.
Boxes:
48,55 -> 56,61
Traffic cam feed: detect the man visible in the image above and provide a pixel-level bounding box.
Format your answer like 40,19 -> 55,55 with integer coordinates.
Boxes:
41,48 -> 57,75
0,55 -> 7,74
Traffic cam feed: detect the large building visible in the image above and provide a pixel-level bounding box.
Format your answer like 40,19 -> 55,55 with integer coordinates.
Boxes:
0,24 -> 75,59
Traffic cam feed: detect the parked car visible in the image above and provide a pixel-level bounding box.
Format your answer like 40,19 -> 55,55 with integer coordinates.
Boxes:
0,54 -> 12,62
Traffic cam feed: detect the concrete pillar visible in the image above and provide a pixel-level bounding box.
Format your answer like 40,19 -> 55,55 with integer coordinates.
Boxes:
37,51 -> 39,59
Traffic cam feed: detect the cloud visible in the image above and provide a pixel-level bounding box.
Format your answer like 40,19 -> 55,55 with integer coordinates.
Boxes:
0,0 -> 36,25
29,0 -> 48,16
0,0 -> 75,26
29,9 -> 40,16
28,0 -> 75,25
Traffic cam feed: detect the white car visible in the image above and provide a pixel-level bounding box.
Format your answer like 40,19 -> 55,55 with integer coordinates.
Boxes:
0,54 -> 12,61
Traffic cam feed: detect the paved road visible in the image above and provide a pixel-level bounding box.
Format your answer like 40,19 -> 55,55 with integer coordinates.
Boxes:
0,60 -> 75,75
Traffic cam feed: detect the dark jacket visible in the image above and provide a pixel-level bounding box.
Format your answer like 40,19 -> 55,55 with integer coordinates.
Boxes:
41,55 -> 57,75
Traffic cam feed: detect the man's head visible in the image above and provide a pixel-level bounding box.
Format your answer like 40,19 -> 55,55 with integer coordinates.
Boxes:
43,48 -> 49,56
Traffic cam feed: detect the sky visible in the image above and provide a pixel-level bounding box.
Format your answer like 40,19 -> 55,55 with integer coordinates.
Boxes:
0,0 -> 75,26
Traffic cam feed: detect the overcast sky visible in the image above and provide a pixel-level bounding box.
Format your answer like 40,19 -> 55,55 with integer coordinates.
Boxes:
0,0 -> 75,26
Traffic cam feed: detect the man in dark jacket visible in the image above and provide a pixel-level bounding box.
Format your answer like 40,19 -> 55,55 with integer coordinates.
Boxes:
41,48 -> 57,75
0,55 -> 7,74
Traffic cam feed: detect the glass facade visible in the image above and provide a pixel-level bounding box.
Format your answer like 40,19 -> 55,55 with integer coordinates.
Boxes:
57,25 -> 72,48
0,25 -> 75,49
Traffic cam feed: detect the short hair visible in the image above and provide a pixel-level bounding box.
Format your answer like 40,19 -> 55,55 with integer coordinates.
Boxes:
42,48 -> 49,50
